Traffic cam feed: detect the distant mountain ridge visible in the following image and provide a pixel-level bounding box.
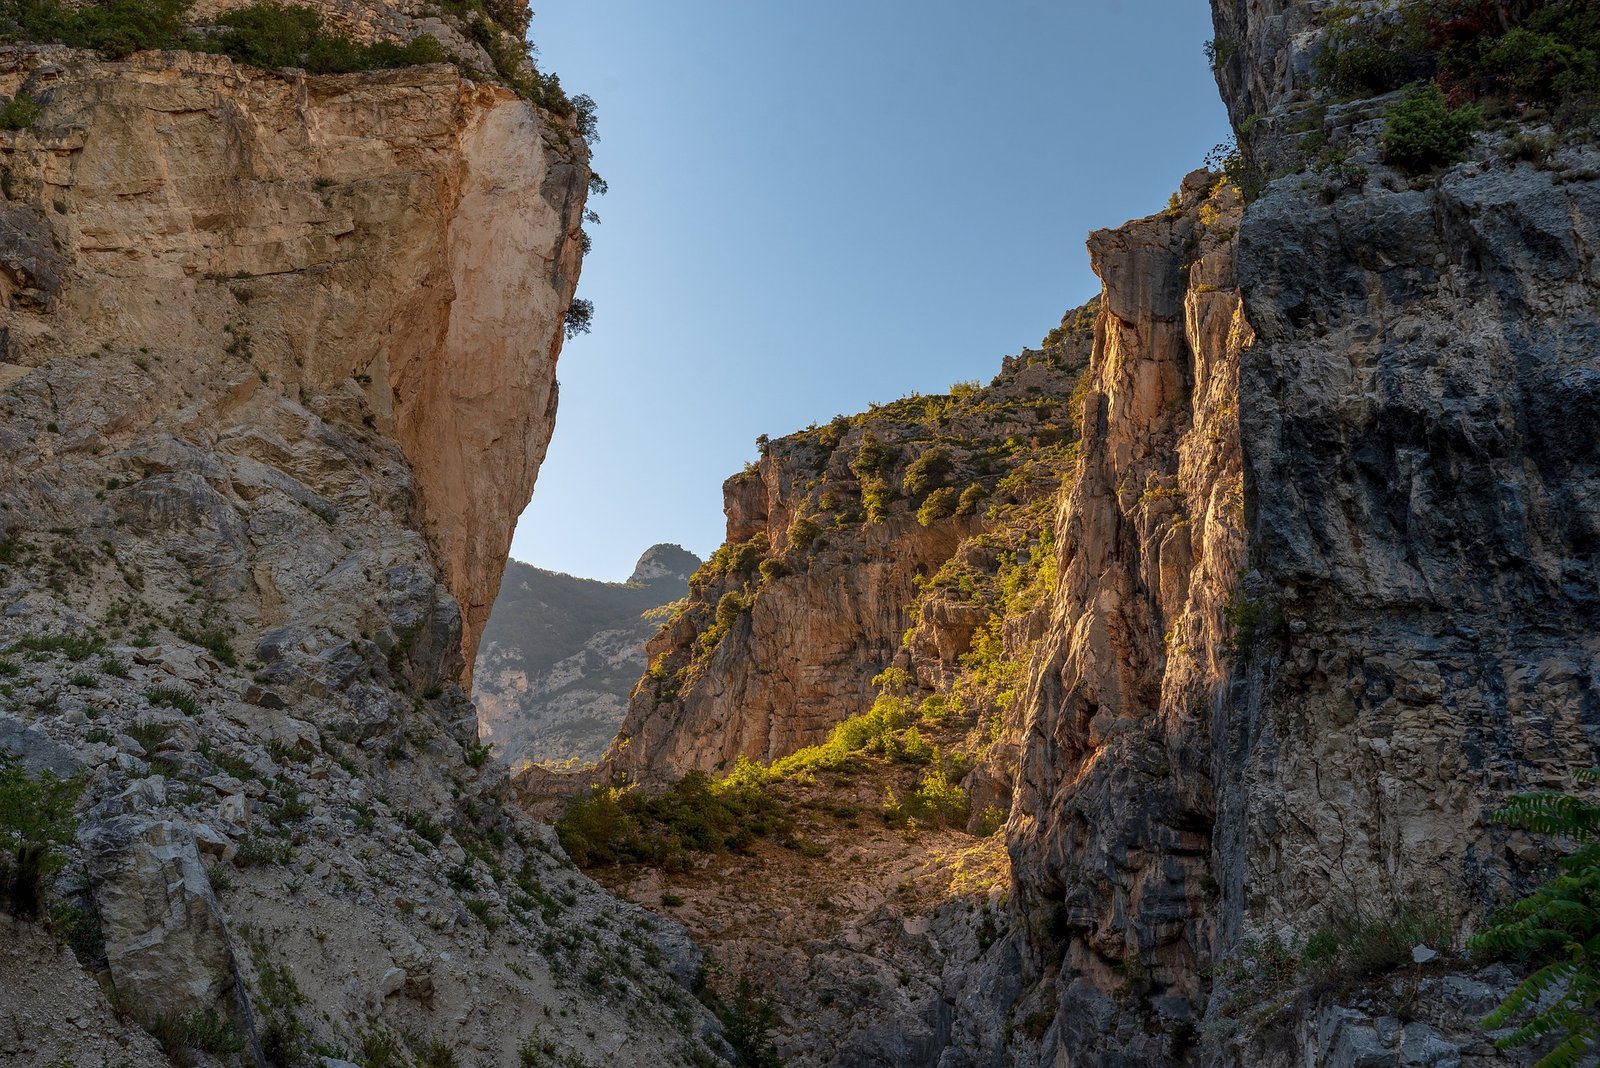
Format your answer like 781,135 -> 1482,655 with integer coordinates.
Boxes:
474,544 -> 701,765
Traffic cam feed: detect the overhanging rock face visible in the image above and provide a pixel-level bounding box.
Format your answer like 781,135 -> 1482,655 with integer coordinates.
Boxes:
0,46 -> 589,680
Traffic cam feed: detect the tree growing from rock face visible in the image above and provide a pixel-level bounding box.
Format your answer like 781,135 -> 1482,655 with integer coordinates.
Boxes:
564,296 -> 594,338
1471,769 -> 1600,1067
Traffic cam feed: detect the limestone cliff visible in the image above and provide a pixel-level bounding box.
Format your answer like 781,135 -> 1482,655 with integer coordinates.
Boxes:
997,167 -> 1252,1064
0,15 -> 726,1067
0,40 -> 586,681
999,3 -> 1600,1065
476,545 -> 701,766
606,330 -> 1091,784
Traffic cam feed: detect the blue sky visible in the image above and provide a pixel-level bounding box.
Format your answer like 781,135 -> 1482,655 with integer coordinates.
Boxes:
509,1 -> 1230,582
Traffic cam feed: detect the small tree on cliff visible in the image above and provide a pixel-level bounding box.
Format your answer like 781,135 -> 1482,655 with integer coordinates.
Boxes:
564,297 -> 594,339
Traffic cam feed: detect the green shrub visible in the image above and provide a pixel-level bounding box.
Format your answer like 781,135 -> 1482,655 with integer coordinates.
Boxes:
757,557 -> 789,583
268,788 -> 310,826
13,630 -> 104,660
861,477 -> 893,524
359,1029 -> 407,1068
1470,769 -> 1600,1067
145,685 -> 202,716
145,1009 -> 247,1062
212,1 -> 448,72
1381,83 -> 1480,173
719,976 -> 784,1068
564,297 -> 593,339
786,512 -> 820,552
1301,896 -> 1453,982
0,93 -> 38,130
234,835 -> 294,867
902,447 -> 953,499
884,765 -> 969,829
464,740 -> 493,768
955,483 -> 986,517
758,690 -> 920,783
125,719 -> 174,755
400,809 -> 445,846
1436,2 -> 1600,118
1312,2 -> 1434,96
0,755 -> 83,919
555,771 -> 789,870
0,0 -> 196,58
697,532 -> 768,584
463,897 -> 500,932
172,620 -> 237,667
850,432 -> 894,480
916,486 -> 959,527
248,938 -> 307,1064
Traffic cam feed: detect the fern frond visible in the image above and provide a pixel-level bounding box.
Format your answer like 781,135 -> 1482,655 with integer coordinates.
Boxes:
1485,960 -> 1575,1028
1493,793 -> 1600,841
1498,1010 -> 1566,1049
1531,1023 -> 1598,1068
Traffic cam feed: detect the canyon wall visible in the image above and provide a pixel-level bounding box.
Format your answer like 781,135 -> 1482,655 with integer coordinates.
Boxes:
0,26 -> 725,1067
1002,3 -> 1600,1064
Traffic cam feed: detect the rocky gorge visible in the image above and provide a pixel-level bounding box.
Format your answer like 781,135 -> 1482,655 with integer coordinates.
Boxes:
1,1 -> 1598,1067
554,2 -> 1600,1067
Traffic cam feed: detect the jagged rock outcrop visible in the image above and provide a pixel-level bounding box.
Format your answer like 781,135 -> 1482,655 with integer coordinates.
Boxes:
606,347 -> 1091,784
991,169 -> 1251,1065
79,813 -> 256,1028
0,18 -> 727,1067
475,544 -> 701,765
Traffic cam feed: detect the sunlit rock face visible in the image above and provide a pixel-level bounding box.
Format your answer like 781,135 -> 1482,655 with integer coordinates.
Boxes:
998,170 -> 1251,1065
0,45 -> 588,678
0,29 -> 731,1066
603,340 -> 1093,786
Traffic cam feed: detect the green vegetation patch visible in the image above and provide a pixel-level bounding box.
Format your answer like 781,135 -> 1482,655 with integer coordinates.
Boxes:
1382,83 -> 1481,173
0,0 -> 594,121
556,771 -> 790,870
12,629 -> 105,661
210,1 -> 447,73
0,754 -> 83,919
1314,0 -> 1599,123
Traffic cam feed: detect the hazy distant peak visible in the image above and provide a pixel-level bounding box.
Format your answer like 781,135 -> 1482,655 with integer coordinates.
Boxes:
629,543 -> 703,586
